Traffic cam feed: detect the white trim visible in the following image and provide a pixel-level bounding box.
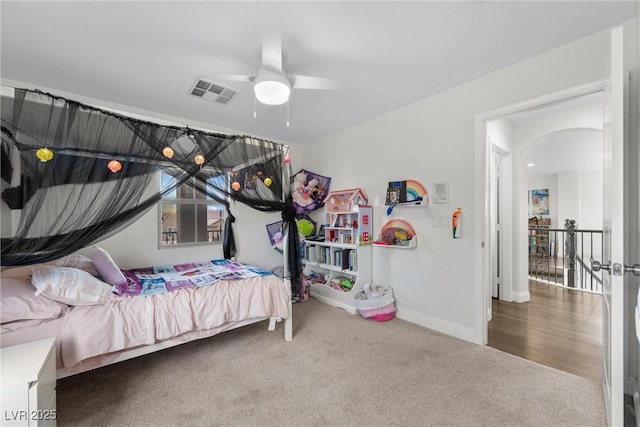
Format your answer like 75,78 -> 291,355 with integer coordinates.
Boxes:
512,291 -> 531,303
396,306 -> 480,345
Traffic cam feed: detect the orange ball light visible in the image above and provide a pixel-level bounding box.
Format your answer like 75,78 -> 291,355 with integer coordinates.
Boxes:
194,154 -> 205,165
35,147 -> 54,162
162,146 -> 174,159
283,154 -> 291,164
107,160 -> 122,173
231,181 -> 241,192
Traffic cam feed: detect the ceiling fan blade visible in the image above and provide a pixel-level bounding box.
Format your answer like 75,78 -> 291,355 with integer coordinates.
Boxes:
194,73 -> 255,83
261,28 -> 282,71
290,74 -> 342,91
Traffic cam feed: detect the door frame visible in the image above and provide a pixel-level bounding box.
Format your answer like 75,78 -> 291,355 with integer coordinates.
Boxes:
474,79 -> 608,345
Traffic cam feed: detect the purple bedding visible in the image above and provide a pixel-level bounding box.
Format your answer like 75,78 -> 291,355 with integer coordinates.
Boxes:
117,259 -> 273,297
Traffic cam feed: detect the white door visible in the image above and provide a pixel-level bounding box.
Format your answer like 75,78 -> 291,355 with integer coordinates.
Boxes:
490,151 -> 503,300
596,26 -> 625,426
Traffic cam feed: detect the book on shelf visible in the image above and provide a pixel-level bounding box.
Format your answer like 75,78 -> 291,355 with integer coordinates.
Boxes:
342,249 -> 352,270
388,180 -> 407,203
385,187 -> 401,206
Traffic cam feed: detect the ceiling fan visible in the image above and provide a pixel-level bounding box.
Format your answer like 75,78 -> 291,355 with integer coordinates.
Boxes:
197,29 -> 342,107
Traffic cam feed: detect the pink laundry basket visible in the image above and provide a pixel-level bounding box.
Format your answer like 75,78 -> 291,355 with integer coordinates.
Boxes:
354,284 -> 396,322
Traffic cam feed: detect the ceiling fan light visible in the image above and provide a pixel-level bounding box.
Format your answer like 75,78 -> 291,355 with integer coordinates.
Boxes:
254,69 -> 291,105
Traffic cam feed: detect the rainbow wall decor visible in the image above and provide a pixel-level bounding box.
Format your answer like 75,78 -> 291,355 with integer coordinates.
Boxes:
380,219 -> 416,237
405,179 -> 428,202
375,218 -> 418,248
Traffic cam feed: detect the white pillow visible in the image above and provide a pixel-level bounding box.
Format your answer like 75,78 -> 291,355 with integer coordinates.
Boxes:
31,266 -> 116,306
45,254 -> 99,276
90,247 -> 127,286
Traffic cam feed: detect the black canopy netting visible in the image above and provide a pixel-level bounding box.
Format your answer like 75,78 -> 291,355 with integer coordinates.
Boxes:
1,88 -> 302,299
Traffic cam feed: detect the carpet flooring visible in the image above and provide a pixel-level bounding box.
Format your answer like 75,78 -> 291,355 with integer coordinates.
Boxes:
57,298 -> 606,426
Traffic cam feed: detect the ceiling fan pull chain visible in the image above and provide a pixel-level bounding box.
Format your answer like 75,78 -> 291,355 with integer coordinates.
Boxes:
253,96 -> 257,119
286,100 -> 290,127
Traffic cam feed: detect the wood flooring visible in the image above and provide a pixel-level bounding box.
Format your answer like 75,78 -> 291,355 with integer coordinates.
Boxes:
488,280 -> 603,383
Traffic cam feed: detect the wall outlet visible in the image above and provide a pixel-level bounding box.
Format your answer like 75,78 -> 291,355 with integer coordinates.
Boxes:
433,217 -> 449,227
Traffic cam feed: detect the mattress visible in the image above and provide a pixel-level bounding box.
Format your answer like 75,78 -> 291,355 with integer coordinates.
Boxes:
1,262 -> 289,372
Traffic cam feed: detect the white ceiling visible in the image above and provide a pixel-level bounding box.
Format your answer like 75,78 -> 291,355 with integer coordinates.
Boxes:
502,91 -> 604,177
1,1 -> 637,145
525,128 -> 603,177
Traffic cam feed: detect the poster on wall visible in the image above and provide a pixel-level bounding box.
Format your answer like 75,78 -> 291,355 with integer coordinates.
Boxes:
529,189 -> 550,216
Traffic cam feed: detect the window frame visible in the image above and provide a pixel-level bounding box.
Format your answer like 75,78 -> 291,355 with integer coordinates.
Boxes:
158,172 -> 227,249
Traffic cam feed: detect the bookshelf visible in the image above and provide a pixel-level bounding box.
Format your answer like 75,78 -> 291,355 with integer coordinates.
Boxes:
528,217 -> 551,255
303,189 -> 372,313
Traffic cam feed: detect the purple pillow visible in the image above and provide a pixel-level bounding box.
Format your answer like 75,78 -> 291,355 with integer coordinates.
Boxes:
90,247 -> 127,286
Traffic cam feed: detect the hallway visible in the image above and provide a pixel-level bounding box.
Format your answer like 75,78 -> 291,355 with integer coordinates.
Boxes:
488,280 -> 602,382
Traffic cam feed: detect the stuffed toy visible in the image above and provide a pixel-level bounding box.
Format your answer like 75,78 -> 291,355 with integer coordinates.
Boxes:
291,172 -> 314,211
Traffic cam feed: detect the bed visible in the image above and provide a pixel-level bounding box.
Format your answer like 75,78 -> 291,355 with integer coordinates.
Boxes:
0,252 -> 292,378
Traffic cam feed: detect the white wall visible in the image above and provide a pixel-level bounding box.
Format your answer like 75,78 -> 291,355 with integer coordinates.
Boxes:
580,171 -> 604,230
486,119 -> 513,153
557,172 -> 581,230
303,21 -> 637,344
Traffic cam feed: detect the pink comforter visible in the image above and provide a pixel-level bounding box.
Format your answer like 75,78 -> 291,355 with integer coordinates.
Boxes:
59,276 -> 289,367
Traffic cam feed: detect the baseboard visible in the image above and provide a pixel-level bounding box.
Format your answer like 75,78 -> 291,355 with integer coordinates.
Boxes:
311,296 -> 481,344
395,306 -> 480,344
512,290 -> 530,303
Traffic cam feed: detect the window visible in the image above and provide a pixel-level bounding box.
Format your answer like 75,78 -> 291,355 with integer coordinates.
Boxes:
159,173 -> 226,247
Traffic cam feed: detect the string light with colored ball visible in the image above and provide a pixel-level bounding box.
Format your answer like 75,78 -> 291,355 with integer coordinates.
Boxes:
107,160 -> 122,173
35,147 -> 54,162
194,154 -> 205,166
162,146 -> 174,159
231,181 -> 241,192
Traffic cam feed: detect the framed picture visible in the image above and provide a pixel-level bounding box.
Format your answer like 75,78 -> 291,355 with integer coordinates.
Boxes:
529,189 -> 550,215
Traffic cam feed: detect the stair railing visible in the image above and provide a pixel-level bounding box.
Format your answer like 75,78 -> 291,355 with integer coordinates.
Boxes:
527,219 -> 603,293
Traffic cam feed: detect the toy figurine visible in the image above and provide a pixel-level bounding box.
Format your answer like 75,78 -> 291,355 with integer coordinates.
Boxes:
452,207 -> 462,239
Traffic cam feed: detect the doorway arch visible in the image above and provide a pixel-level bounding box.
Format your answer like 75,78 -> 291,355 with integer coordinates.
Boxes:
517,127 -> 604,297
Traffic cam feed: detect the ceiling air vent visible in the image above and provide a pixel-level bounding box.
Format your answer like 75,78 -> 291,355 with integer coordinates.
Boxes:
188,78 -> 239,105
